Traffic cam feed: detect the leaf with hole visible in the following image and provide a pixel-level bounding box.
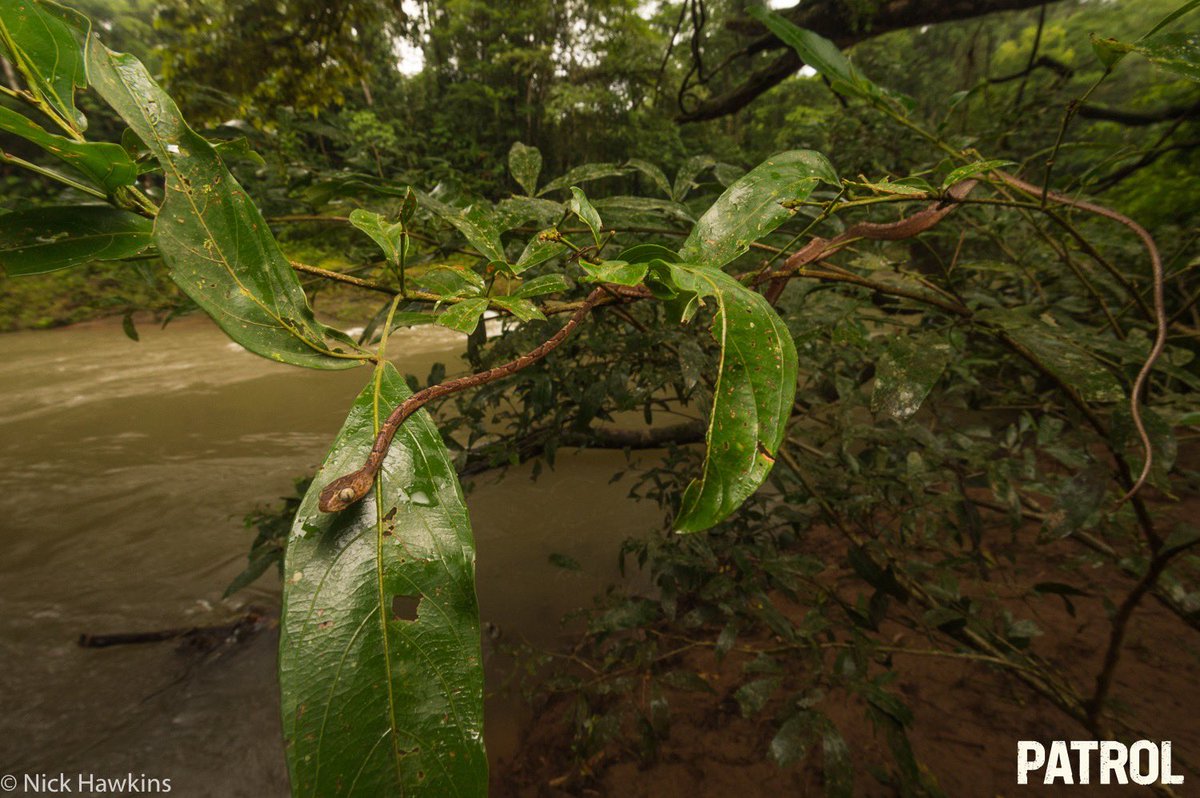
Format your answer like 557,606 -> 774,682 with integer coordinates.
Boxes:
281,363 -> 486,797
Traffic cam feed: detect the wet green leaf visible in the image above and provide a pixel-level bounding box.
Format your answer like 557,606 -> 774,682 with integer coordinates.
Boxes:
508,141 -> 542,195
941,160 -> 1014,188
437,297 -> 489,334
414,264 -> 485,298
0,0 -> 89,130
0,205 -> 151,275
420,195 -> 507,266
679,150 -> 836,269
512,272 -> 570,298
0,106 -> 136,192
538,162 -> 629,196
648,262 -> 798,533
1132,31 -> 1200,81
568,186 -> 603,246
593,195 -> 695,227
581,259 -> 647,286
625,157 -> 671,197
348,208 -> 407,265
281,363 -> 486,797
87,40 -> 364,369
871,331 -> 951,420
491,296 -> 545,322
514,231 -> 567,274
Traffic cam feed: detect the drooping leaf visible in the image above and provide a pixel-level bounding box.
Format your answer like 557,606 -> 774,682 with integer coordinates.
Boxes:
749,7 -> 909,108
436,297 -> 490,334
87,40 -> 364,370
508,141 -> 542,195
679,150 -> 837,269
647,261 -> 799,533
0,205 -> 151,275
0,0 -> 89,131
625,157 -> 672,197
712,162 -> 747,188
672,154 -> 715,202
871,331 -> 952,420
421,196 -> 507,266
348,208 -> 407,264
538,162 -> 630,196
0,106 -> 136,192
281,363 -> 486,797
567,186 -> 603,246
977,309 -> 1124,403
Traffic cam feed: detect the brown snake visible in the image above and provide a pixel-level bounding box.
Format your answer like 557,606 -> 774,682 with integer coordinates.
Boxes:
318,287 -> 610,512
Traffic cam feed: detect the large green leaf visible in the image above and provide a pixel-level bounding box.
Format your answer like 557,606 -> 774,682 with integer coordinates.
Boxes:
0,105 -> 136,192
0,205 -> 151,275
679,150 -> 836,269
0,0 -> 89,131
86,40 -> 364,370
647,261 -> 799,533
281,363 -> 486,797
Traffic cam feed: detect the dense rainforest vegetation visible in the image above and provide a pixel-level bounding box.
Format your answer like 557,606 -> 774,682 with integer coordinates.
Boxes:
1,0 -> 1198,795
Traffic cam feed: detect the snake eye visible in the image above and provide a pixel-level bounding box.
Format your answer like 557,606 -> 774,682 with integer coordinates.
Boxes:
338,488 -> 356,504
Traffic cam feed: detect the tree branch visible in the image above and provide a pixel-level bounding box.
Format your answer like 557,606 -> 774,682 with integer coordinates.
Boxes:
680,0 -> 1061,122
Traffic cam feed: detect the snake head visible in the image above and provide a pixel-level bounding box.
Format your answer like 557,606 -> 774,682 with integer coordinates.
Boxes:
318,469 -> 374,513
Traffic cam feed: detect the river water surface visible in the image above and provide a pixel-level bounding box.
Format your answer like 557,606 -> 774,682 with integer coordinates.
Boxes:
0,315 -> 663,796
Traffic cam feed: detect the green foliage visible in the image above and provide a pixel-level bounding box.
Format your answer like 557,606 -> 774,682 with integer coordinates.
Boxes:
0,205 -> 151,275
3,0 -> 1198,795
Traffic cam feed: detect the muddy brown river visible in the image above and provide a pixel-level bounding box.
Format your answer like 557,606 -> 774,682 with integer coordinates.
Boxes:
0,314 -> 663,796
